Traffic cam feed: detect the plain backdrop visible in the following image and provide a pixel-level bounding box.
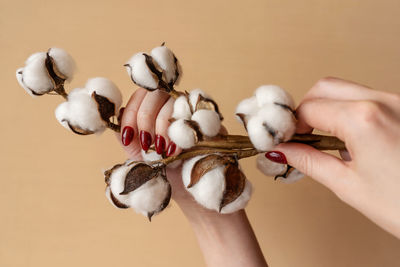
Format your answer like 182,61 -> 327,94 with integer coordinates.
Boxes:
1,0 -> 400,266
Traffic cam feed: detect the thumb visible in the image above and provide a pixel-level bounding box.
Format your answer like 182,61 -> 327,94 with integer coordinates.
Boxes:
274,142 -> 350,192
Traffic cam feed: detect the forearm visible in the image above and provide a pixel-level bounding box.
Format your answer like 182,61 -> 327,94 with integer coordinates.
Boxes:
180,202 -> 268,267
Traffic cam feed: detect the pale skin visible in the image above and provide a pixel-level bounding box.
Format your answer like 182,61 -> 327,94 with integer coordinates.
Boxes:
118,77 -> 400,266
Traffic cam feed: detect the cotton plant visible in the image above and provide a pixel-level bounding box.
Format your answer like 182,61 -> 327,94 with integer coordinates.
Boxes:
17,44 -> 345,221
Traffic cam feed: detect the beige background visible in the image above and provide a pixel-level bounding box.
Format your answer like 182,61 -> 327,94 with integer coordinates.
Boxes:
1,0 -> 400,266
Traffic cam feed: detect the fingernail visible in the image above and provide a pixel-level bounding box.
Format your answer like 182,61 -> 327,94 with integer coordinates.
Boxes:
166,142 -> 176,157
121,126 -> 134,146
155,135 -> 166,154
140,130 -> 152,151
265,151 -> 287,164
117,107 -> 125,123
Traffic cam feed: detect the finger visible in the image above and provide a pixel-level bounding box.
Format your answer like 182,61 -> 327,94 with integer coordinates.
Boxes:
120,88 -> 147,158
275,142 -> 351,193
154,97 -> 174,155
137,90 -> 170,151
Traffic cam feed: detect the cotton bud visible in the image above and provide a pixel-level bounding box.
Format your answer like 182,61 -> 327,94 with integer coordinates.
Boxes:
188,89 -> 223,120
105,162 -> 171,220
125,52 -> 162,91
275,167 -> 305,184
191,109 -> 221,137
16,48 -> 75,96
172,95 -> 192,120
235,96 -> 259,126
150,44 -> 181,86
247,104 -> 296,151
256,154 -> 287,176
255,85 -> 295,110
168,119 -> 197,149
182,155 -> 252,213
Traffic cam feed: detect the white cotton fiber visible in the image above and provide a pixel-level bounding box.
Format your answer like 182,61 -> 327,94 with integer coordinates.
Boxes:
85,77 -> 123,112
128,175 -> 170,217
257,104 -> 296,143
172,95 -> 192,120
188,89 -> 209,111
182,156 -> 225,212
256,153 -> 287,176
220,179 -> 252,214
48,47 -> 76,81
54,101 -> 70,130
141,150 -> 162,162
16,68 -> 35,97
246,114 -> 275,151
25,52 -> 44,65
20,52 -> 54,95
125,53 -> 159,90
235,96 -> 259,124
151,45 -> 180,85
168,119 -> 196,149
277,169 -> 305,184
255,85 -> 295,110
191,109 -> 221,137
108,164 -> 132,207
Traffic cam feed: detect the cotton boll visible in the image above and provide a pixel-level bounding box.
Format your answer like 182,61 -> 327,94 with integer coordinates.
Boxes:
54,102 -> 70,130
85,77 -> 123,112
108,164 -> 132,207
141,150 -> 162,162
172,95 -> 192,120
127,175 -> 171,218
255,85 -> 295,110
125,53 -> 159,90
257,104 -> 296,143
188,89 -> 209,110
20,52 -> 54,95
277,169 -> 305,184
150,45 -> 180,85
191,109 -> 221,137
220,179 -> 252,214
246,114 -> 275,151
16,68 -> 35,97
256,153 -> 287,176
168,119 -> 196,149
48,47 -> 76,81
182,156 -> 225,211
235,96 -> 259,124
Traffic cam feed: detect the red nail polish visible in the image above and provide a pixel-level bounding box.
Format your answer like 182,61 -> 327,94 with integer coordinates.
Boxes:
155,135 -> 166,154
166,142 -> 176,157
121,126 -> 134,146
117,107 -> 125,123
140,131 -> 152,151
265,151 -> 287,164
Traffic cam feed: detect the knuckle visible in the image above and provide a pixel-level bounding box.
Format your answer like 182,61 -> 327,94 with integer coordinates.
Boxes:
137,111 -> 154,123
350,101 -> 383,127
296,154 -> 315,177
314,76 -> 338,89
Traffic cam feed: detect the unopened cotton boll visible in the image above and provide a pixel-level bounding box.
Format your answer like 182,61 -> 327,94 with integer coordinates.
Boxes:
172,95 -> 192,120
220,179 -> 252,214
188,89 -> 209,110
256,154 -> 287,176
125,53 -> 160,90
276,169 -> 305,184
182,156 -> 225,211
150,45 -> 180,85
85,77 -> 123,112
168,119 -> 196,149
48,47 -> 76,81
191,109 -> 221,137
255,85 -> 295,110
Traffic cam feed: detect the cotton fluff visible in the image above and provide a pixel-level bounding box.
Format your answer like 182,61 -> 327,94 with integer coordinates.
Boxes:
168,119 -> 196,149
235,96 -> 259,124
55,88 -> 106,134
172,95 -> 192,120
16,68 -> 35,97
141,150 -> 162,162
85,77 -> 123,112
18,52 -> 53,95
48,47 -> 76,81
220,179 -> 252,214
150,45 -> 180,85
255,85 -> 295,110
182,156 -> 225,211
188,89 -> 209,110
125,53 -> 159,90
256,153 -> 287,176
191,109 -> 221,137
276,169 -> 305,184
246,114 -> 275,151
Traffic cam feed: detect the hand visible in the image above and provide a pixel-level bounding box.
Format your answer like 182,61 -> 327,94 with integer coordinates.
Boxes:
275,77 -> 400,238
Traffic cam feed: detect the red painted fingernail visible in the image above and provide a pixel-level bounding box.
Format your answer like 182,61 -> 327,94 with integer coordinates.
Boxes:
121,126 -> 134,146
117,107 -> 125,123
155,135 -> 166,154
265,151 -> 287,164
166,142 -> 176,157
140,130 -> 152,151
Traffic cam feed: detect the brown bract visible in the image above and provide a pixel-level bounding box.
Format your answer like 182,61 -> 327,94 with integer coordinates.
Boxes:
120,163 -> 163,195
195,94 -> 224,120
